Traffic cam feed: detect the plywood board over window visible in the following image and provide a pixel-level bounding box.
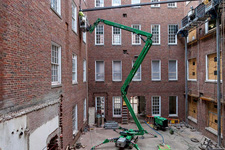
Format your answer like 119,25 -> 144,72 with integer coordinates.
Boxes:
207,53 -> 222,81
188,58 -> 197,80
188,29 -> 196,42
188,97 -> 198,119
207,102 -> 222,132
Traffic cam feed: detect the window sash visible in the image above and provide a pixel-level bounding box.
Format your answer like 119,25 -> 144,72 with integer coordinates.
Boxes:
152,96 -> 161,116
113,97 -> 122,117
72,55 -> 77,83
152,60 -> 161,80
72,3 -> 77,33
168,25 -> 177,44
83,60 -> 86,82
95,0 -> 104,7
112,27 -> 121,45
84,99 -> 87,121
169,60 -> 177,80
51,44 -> 61,85
132,0 -> 140,4
151,0 -> 160,7
112,61 -> 122,81
95,25 -> 104,45
112,0 -> 121,6
51,0 -> 61,15
95,61 -> 104,81
151,25 -> 160,44
72,105 -> 78,134
132,25 -> 141,45
132,61 -> 141,81
168,2 -> 177,7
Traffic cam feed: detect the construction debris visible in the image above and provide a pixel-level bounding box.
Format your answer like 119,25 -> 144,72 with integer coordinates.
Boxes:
104,121 -> 119,129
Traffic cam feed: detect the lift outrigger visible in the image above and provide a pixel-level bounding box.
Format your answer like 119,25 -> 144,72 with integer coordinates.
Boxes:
80,17 -> 153,150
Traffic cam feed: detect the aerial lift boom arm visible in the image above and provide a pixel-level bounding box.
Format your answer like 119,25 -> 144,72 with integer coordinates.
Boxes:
88,18 -> 152,135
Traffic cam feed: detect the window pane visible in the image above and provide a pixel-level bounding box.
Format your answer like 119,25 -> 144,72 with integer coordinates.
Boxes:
151,25 -> 160,44
96,61 -> 104,81
151,0 -> 160,7
113,27 -> 121,44
152,96 -> 160,115
168,25 -> 177,44
132,61 -> 141,81
96,25 -> 104,44
113,97 -> 121,116
132,25 -> 141,44
169,60 -> 177,80
112,0 -> 121,6
152,60 -> 160,80
96,0 -> 104,7
113,61 -> 122,81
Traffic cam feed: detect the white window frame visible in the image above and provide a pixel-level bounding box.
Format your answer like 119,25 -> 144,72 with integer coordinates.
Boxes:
72,54 -> 78,84
151,60 -> 161,81
83,59 -> 86,82
132,0 -> 140,4
95,61 -> 105,81
168,24 -> 178,45
72,2 -> 77,33
151,24 -> 160,45
83,32 -> 86,43
112,0 -> 121,6
187,59 -> 197,81
186,1 -> 190,5
51,0 -> 61,15
132,61 -> 142,81
95,0 -> 104,7
169,96 -> 178,117
112,27 -> 121,45
131,25 -> 141,45
168,2 -> 177,8
151,0 -> 160,7
95,25 -> 104,45
51,42 -> 61,85
72,104 -> 78,135
151,96 -> 161,116
83,99 -> 87,121
112,61 -> 122,81
168,60 -> 178,81
205,20 -> 209,34
113,96 -> 122,117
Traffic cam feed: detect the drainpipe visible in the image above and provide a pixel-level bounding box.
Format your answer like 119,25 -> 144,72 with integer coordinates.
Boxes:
184,35 -> 189,124
216,7 -> 221,147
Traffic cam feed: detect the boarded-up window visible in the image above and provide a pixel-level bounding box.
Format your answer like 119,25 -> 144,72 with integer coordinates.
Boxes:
188,97 -> 197,119
207,102 -> 222,131
188,29 -> 196,42
188,58 -> 197,80
206,53 -> 222,81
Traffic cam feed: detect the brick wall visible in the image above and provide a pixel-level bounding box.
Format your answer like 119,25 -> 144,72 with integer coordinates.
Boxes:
0,0 -> 88,149
87,0 -> 186,122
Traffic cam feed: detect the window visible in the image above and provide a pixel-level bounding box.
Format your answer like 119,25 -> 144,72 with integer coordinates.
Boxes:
72,54 -> 77,84
151,0 -> 160,7
83,99 -> 87,121
168,25 -> 178,45
72,105 -> 78,135
186,1 -> 190,5
206,53 -> 222,81
205,18 -> 221,34
95,25 -> 104,45
151,60 -> 161,81
112,0 -> 121,6
112,61 -> 122,81
95,0 -> 104,7
51,0 -> 61,15
132,0 -> 140,4
113,97 -> 122,117
169,60 -> 178,80
168,2 -> 177,8
83,60 -> 86,82
152,96 -> 161,116
83,32 -> 86,43
151,25 -> 160,45
51,43 -> 61,85
96,97 -> 105,117
95,61 -> 104,81
188,58 -> 197,81
112,27 -> 121,45
132,60 -> 141,81
169,96 -> 178,116
132,25 -> 141,45
187,29 -> 196,42
72,2 -> 77,33
207,102 -> 222,132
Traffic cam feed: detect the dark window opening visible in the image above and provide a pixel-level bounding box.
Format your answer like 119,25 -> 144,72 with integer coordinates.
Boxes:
48,135 -> 58,150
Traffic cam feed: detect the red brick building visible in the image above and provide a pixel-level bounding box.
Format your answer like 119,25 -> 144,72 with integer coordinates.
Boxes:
87,0 -> 186,124
0,0 -> 88,149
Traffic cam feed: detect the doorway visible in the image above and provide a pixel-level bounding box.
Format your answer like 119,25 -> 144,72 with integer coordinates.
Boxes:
130,96 -> 146,118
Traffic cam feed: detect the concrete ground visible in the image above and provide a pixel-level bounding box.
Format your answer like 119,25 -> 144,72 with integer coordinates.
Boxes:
77,122 -> 207,150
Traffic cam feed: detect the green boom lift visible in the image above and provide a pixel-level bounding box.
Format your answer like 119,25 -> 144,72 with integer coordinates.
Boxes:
80,16 -> 168,150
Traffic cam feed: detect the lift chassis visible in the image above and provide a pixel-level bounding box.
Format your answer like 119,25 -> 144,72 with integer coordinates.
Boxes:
86,18 -> 153,150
